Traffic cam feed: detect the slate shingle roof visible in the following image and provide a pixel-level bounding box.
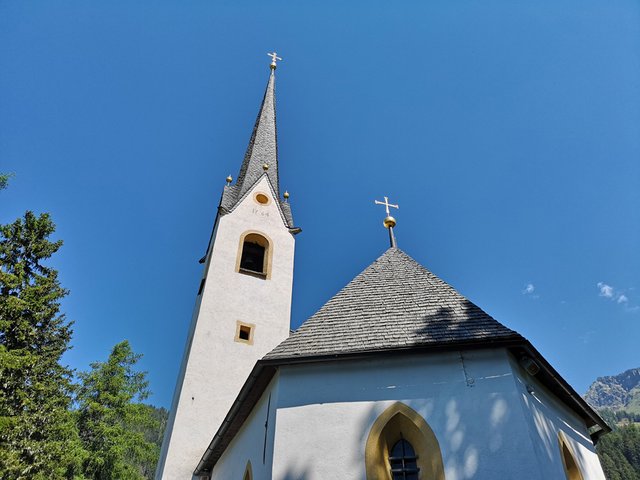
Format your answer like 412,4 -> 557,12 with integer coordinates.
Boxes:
278,200 -> 295,228
236,69 -> 279,199
265,247 -> 523,360
219,68 -> 296,229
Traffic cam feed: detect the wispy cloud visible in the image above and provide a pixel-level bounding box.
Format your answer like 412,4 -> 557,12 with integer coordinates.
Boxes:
597,282 -> 614,298
522,283 -> 539,299
578,330 -> 596,344
597,282 -> 637,313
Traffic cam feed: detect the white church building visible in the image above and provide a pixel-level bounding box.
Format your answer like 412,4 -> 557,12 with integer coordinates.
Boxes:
156,57 -> 609,480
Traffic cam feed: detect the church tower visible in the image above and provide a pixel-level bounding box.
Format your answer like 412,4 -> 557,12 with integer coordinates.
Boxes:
156,56 -> 299,480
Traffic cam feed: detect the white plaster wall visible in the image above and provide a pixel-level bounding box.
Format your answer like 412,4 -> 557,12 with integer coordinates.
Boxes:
211,375 -> 280,479
509,357 -> 606,480
157,176 -> 295,479
270,350 -> 543,480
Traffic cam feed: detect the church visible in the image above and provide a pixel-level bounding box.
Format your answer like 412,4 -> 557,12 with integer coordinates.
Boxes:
155,56 -> 609,480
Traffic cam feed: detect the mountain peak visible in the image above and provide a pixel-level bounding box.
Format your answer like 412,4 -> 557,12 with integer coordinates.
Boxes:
584,367 -> 640,412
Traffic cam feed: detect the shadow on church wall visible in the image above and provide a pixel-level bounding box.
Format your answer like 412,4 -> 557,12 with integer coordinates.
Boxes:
351,393 -> 513,479
273,299 -> 557,478
278,465 -> 310,480
350,299 -> 518,478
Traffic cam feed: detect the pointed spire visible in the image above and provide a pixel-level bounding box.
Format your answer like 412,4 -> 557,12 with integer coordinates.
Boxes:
235,68 -> 279,198
218,60 -> 296,231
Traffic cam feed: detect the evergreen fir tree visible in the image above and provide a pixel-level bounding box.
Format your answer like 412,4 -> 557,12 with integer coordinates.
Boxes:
0,172 -> 13,190
77,340 -> 161,479
597,423 -> 640,480
0,211 -> 84,479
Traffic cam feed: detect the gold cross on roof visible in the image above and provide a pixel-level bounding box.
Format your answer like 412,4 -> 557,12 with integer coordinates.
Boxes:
267,51 -> 282,69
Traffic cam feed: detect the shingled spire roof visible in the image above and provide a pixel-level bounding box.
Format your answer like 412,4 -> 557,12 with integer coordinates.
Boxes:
219,67 -> 295,228
265,247 -> 523,360
236,68 -> 279,197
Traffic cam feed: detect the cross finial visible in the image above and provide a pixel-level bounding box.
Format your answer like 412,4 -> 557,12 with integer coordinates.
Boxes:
267,51 -> 282,69
374,196 -> 399,248
374,196 -> 399,217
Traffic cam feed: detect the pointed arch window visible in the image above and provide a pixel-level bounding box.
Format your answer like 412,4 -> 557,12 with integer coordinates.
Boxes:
243,460 -> 252,480
389,437 -> 419,479
558,432 -> 584,480
237,232 -> 272,279
365,402 -> 445,480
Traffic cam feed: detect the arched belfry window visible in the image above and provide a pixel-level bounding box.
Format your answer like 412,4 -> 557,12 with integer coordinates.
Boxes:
365,402 -> 445,480
558,432 -> 584,480
237,232 -> 272,279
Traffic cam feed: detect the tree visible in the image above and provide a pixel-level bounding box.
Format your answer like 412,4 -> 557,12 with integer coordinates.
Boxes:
0,211 -> 85,479
76,340 -> 161,480
598,423 -> 640,480
0,173 -> 13,190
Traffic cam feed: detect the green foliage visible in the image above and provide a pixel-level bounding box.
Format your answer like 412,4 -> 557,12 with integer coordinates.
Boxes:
598,424 -> 640,480
0,212 -> 166,479
600,408 -> 640,426
144,404 -> 168,447
126,404 -> 168,477
76,341 -> 162,480
628,387 -> 640,415
0,211 -> 85,479
599,408 -> 619,428
0,173 -> 13,190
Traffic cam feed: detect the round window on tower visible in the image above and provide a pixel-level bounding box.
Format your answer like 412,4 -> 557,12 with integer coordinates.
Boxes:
254,193 -> 270,205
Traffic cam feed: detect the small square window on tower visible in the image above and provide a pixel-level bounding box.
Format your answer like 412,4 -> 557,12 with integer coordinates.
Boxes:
235,321 -> 255,345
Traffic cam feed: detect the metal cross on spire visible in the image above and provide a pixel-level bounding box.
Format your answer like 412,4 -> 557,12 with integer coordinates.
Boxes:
375,196 -> 399,217
374,196 -> 399,248
267,51 -> 282,69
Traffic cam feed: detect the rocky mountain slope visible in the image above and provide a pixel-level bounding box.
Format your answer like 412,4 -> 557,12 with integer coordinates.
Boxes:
584,368 -> 640,413
584,368 -> 640,480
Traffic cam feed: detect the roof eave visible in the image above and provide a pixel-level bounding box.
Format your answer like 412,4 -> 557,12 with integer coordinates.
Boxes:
261,336 -> 525,366
510,340 -> 611,441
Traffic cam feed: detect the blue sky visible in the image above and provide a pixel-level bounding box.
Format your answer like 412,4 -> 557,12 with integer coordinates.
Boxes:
1,0 -> 638,408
